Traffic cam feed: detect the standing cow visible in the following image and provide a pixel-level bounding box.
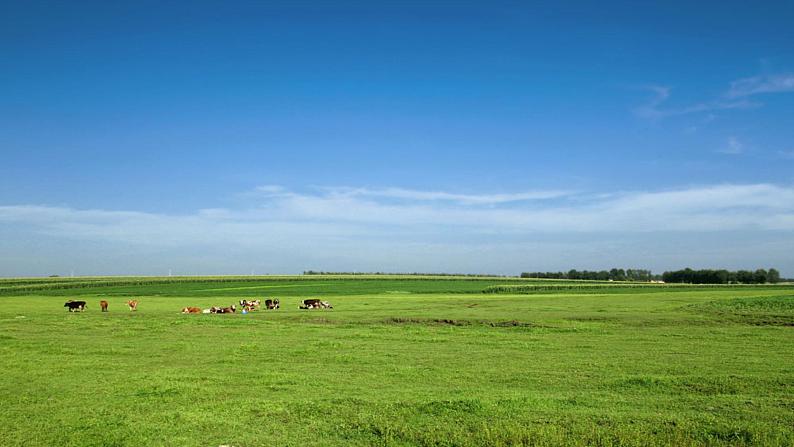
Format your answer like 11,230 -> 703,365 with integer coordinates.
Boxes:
64,300 -> 87,312
100,300 -> 109,312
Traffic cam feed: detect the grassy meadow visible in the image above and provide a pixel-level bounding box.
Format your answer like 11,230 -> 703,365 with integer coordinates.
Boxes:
0,276 -> 792,446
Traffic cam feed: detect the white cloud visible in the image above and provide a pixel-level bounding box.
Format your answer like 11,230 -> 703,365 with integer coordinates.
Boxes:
716,136 -> 744,155
634,72 -> 794,120
777,150 -> 794,160
3,184 -> 794,275
251,184 -> 295,198
726,73 -> 794,98
634,85 -> 757,120
318,186 -> 572,204
2,184 -> 794,243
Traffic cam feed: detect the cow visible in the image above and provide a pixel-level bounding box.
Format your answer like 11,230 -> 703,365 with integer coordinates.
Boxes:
64,300 -> 86,312
218,304 -> 236,314
265,299 -> 280,310
211,305 -> 236,314
181,307 -> 201,314
299,299 -> 331,309
239,299 -> 261,310
239,299 -> 261,311
100,300 -> 109,312
127,300 -> 139,311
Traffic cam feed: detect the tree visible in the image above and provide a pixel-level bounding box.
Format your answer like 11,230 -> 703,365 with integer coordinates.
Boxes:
714,269 -> 730,284
736,270 -> 753,284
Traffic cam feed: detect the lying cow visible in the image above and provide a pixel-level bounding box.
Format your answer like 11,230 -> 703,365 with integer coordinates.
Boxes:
299,299 -> 332,309
211,305 -> 236,314
181,307 -> 201,314
239,299 -> 261,311
265,299 -> 280,310
64,300 -> 87,312
127,300 -> 139,311
217,305 -> 236,314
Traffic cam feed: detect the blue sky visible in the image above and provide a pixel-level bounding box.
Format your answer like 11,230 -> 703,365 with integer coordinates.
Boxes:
1,1 -> 793,276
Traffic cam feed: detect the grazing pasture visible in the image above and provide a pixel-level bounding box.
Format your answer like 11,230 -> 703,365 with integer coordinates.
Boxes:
0,276 -> 792,446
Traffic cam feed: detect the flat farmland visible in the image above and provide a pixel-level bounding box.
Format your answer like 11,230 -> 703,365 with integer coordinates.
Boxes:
1,276 -> 792,446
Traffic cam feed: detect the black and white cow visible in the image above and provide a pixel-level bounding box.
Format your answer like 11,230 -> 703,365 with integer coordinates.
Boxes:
300,299 -> 332,309
64,300 -> 87,312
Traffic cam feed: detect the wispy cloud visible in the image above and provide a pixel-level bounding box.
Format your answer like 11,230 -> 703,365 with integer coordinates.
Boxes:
634,72 -> 794,120
2,184 -> 793,243
3,184 -> 793,275
726,73 -> 794,98
633,85 -> 671,119
777,150 -> 794,160
317,187 -> 572,205
634,85 -> 757,120
716,136 -> 744,155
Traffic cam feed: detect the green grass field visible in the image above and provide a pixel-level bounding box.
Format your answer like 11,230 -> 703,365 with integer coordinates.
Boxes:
1,276 -> 792,446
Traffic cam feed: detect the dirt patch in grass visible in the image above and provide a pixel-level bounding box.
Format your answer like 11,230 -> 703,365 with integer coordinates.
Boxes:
486,320 -> 532,327
565,315 -> 622,323
381,317 -> 542,328
384,317 -> 473,326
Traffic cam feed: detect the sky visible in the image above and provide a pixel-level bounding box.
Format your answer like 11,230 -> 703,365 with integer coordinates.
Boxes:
1,1 -> 793,277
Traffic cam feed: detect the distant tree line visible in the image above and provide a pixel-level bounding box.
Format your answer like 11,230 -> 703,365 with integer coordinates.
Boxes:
302,269 -> 786,283
661,268 -> 781,284
302,271 -> 509,277
520,269 -> 655,281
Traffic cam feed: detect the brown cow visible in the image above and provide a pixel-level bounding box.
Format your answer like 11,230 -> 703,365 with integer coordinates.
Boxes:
127,300 -> 139,311
239,299 -> 261,310
181,307 -> 201,314
100,300 -> 109,312
213,304 -> 236,314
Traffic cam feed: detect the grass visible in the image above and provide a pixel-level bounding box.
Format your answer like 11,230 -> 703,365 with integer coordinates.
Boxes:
0,275 -> 553,297
688,295 -> 794,326
1,276 -> 793,446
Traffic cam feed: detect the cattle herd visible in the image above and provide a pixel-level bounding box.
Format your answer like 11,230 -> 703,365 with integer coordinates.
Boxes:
64,299 -> 138,312
63,298 -> 332,313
